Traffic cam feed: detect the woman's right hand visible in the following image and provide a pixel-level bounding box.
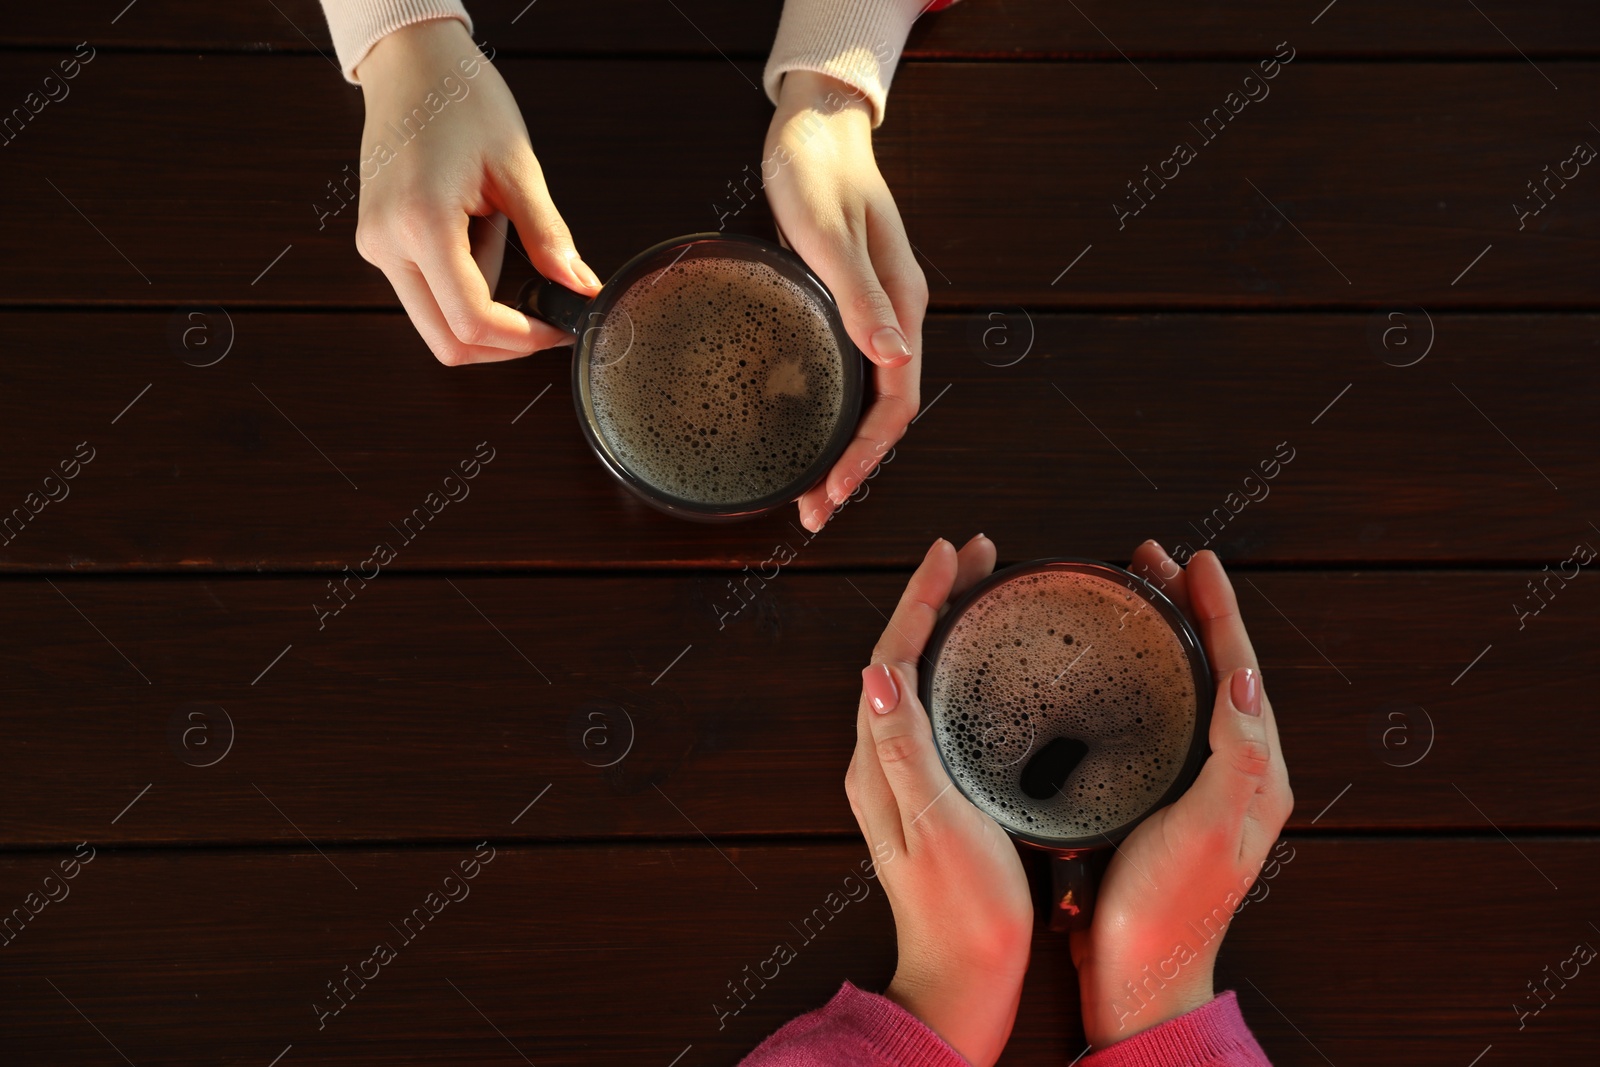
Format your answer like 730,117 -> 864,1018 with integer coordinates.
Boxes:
352,18 -> 602,365
1072,543 -> 1295,1049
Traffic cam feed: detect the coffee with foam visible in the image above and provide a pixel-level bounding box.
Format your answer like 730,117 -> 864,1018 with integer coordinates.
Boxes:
928,568 -> 1199,842
587,257 -> 846,507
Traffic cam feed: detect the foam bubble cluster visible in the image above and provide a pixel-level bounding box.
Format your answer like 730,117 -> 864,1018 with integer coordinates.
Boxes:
588,256 -> 845,506
929,569 -> 1198,841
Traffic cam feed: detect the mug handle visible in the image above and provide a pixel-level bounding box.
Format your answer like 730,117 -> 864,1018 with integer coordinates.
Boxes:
517,274 -> 590,336
1047,852 -> 1104,932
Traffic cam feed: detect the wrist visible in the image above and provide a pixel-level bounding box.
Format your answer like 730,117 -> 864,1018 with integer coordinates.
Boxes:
886,952 -> 1027,1067
1079,962 -> 1214,1048
357,17 -> 474,85
774,71 -> 873,126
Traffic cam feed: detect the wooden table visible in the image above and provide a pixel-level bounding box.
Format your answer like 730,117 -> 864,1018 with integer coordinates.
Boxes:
2,2 -> 1596,1064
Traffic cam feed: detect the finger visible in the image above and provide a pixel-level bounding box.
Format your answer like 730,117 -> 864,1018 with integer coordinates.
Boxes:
810,220 -> 914,369
794,486 -> 834,534
866,198 -> 929,360
1186,551 -> 1260,683
383,262 -> 554,366
950,533 -> 997,600
871,537 -> 959,675
1130,539 -> 1190,617
1178,665 -> 1282,866
1189,551 -> 1291,821
862,660 -> 957,848
818,359 -> 920,509
472,213 -> 575,351
406,209 -> 549,354
490,147 -> 603,297
852,685 -> 902,855
469,211 -> 508,296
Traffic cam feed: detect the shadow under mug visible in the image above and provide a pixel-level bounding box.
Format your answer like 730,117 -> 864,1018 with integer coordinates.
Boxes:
919,558 -> 1214,932
516,232 -> 867,522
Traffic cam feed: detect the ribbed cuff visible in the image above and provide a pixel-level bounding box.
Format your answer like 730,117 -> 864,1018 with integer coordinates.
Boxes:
318,0 -> 474,84
827,982 -> 974,1066
762,0 -> 937,127
1080,992 -> 1273,1067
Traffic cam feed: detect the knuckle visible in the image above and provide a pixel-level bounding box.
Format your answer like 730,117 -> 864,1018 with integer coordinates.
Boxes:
849,285 -> 896,324
531,219 -> 576,261
874,731 -> 921,766
541,217 -> 575,251
431,341 -> 468,368
1231,738 -> 1273,779
353,223 -> 383,265
393,200 -> 436,249
447,310 -> 489,347
1276,784 -> 1296,821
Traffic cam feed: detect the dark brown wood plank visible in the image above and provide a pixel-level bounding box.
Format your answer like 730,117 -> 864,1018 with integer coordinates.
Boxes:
0,312 -> 1591,570
0,58 -> 1596,307
0,839 -> 1593,1064
4,0 -> 1595,57
2,570 -> 1594,844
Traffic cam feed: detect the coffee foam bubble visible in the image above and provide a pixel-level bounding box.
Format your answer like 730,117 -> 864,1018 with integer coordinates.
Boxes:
929,569 -> 1198,841
588,256 -> 845,506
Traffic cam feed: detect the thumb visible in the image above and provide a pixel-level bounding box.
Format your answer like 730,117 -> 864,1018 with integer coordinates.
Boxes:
493,149 -> 603,296
819,242 -> 914,368
1176,667 -> 1274,844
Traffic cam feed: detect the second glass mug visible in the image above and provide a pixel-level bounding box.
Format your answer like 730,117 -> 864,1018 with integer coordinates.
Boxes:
919,558 -> 1215,932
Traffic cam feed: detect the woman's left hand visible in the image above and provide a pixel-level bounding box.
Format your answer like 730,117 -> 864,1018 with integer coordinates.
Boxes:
847,534 -> 1032,1067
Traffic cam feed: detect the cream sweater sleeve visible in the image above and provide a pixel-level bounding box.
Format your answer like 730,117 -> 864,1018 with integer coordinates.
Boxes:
318,0 -> 474,84
762,0 -> 955,127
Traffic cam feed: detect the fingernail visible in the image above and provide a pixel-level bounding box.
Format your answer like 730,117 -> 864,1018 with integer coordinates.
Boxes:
1145,539 -> 1169,558
863,663 -> 899,715
571,256 -> 602,291
925,537 -> 949,560
1232,667 -> 1261,716
871,326 -> 912,364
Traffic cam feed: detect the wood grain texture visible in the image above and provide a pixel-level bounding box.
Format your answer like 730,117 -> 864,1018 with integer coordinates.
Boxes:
2,570 -> 1593,844
0,313 -> 1590,570
1,8 -> 1594,1066
0,840 -> 1593,1065
0,58 -> 1596,307
4,0 -> 1595,57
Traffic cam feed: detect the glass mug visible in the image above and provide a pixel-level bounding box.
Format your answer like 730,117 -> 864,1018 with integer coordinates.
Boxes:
517,232 -> 867,521
919,558 -> 1214,932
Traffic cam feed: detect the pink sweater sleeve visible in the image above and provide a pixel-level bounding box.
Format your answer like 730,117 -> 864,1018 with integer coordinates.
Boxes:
1081,992 -> 1273,1067
738,981 -> 972,1067
740,986 -> 1270,1067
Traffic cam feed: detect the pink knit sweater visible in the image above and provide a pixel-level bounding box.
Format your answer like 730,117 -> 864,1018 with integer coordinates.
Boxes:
740,983 -> 1272,1067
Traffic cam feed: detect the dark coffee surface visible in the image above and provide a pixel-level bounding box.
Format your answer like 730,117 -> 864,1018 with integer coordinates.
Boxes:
929,569 -> 1199,841
588,256 -> 845,506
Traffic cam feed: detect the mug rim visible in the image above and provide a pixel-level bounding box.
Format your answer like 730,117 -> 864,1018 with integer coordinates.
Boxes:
570,232 -> 867,522
918,556 -> 1215,852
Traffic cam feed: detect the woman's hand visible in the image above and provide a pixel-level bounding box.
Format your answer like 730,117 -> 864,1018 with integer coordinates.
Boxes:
1071,542 -> 1295,1048
352,19 -> 602,365
847,534 -> 1032,1067
764,71 -> 928,532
